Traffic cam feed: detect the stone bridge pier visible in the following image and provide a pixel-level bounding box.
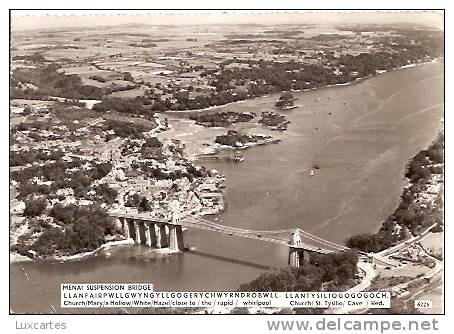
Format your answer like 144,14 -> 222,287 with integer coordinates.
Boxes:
288,230 -> 311,267
114,216 -> 184,251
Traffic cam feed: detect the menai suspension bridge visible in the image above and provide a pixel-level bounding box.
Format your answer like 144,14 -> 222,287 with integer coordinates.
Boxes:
109,209 -> 351,266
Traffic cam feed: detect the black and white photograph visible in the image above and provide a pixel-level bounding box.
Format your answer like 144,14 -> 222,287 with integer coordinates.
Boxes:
5,7 -> 447,332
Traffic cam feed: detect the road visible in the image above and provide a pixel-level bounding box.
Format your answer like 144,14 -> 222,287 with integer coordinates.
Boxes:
377,223 -> 437,257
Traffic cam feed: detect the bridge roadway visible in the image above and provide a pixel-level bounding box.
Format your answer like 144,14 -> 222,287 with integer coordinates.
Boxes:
109,211 -> 349,255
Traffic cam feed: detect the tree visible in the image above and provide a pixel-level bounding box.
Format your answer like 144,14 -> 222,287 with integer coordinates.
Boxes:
275,98 -> 294,109
94,183 -> 118,204
346,234 -> 381,252
238,251 -> 358,292
23,198 -> 47,217
33,204 -> 115,257
91,163 -> 112,179
143,137 -> 162,148
123,72 -> 134,82
138,197 -> 151,212
125,193 -> 141,207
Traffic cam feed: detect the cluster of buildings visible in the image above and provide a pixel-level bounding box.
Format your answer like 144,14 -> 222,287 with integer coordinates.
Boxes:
10,99 -> 227,230
391,244 -> 436,269
415,166 -> 444,207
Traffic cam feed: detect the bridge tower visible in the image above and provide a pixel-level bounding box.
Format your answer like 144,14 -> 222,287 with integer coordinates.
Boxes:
288,229 -> 303,267
288,229 -> 312,267
169,202 -> 185,251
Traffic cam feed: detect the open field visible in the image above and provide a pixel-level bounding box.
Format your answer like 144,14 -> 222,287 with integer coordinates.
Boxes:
109,86 -> 148,98
419,232 -> 443,255
378,263 -> 430,279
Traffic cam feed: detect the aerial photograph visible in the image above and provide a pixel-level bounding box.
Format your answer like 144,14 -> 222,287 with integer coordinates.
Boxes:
9,10 -> 444,315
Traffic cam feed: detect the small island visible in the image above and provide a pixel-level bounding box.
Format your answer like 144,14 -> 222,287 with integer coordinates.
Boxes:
275,92 -> 297,110
258,111 -> 290,131
189,111 -> 255,127
215,130 -> 278,148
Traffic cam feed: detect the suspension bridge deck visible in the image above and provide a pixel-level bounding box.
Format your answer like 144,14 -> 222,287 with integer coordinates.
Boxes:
109,211 -> 349,254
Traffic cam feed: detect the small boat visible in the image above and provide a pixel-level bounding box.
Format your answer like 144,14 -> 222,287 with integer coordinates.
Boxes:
310,170 -> 314,177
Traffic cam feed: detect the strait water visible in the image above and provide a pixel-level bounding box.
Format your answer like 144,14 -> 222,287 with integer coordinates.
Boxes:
10,62 -> 443,313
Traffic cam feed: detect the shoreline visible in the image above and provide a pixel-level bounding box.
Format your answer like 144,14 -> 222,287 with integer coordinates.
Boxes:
161,58 -> 441,115
10,238 -> 135,263
11,237 -> 194,264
